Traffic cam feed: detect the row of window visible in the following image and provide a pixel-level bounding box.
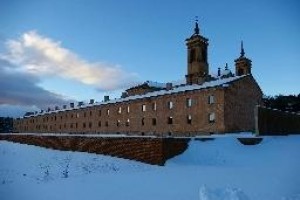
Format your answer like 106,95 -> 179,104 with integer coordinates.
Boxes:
28,113 -> 216,131
24,96 -> 215,124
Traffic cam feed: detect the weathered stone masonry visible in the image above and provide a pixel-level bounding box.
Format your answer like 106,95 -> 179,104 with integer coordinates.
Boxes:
13,21 -> 263,135
13,75 -> 262,135
0,134 -> 189,165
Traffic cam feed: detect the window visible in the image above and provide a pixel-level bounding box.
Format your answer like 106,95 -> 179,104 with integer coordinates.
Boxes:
209,113 -> 215,123
84,112 -> 87,117
152,118 -> 156,126
105,121 -> 108,127
126,119 -> 130,126
107,109 -> 110,116
118,107 -> 122,114
70,124 -> 73,128
127,106 -> 130,113
167,116 -> 173,124
168,101 -> 173,109
98,121 -> 101,127
75,123 -> 78,128
208,95 -> 215,104
142,118 -> 145,126
186,98 -> 192,107
90,111 -> 92,116
187,115 -> 192,124
76,113 -> 80,118
98,110 -> 101,116
89,122 -> 92,128
71,114 -> 74,118
83,123 -> 86,128
142,104 -> 146,112
117,120 -> 121,127
152,102 -> 157,111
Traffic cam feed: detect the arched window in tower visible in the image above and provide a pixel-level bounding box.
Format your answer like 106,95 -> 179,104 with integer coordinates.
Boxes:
238,68 -> 244,76
189,49 -> 196,63
202,48 -> 207,62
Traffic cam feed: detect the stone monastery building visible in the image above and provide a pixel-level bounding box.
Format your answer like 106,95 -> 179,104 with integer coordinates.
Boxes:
14,22 -> 263,136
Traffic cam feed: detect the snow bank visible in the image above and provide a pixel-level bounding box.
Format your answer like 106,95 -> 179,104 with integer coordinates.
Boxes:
199,185 -> 249,200
1,135 -> 300,200
168,136 -> 300,168
0,141 -> 153,185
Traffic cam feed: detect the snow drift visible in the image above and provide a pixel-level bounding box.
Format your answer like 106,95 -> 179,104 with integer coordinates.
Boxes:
1,135 -> 300,200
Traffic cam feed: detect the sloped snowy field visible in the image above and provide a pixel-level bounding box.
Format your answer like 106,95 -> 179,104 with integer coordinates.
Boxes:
0,135 -> 300,200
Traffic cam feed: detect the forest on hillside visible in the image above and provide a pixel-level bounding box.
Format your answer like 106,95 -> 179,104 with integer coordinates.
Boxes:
263,94 -> 300,113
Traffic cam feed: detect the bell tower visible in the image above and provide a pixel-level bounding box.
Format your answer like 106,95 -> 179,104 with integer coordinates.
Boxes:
235,41 -> 252,76
185,19 -> 209,85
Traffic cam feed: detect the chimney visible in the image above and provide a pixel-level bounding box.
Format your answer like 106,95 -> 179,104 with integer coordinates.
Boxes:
47,107 -> 51,112
70,103 -> 74,108
166,82 -> 173,90
55,106 -> 59,110
218,67 -> 221,76
40,109 -> 44,113
225,63 -> 228,70
89,99 -> 95,104
104,95 -> 110,102
63,105 -> 67,109
121,92 -> 128,98
78,101 -> 84,107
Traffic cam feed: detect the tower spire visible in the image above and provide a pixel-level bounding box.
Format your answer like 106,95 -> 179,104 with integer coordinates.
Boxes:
194,16 -> 200,35
186,17 -> 209,85
235,40 -> 252,76
240,40 -> 245,57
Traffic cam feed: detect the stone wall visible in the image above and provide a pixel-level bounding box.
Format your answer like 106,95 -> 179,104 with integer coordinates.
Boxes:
255,106 -> 300,135
13,76 -> 263,135
0,134 -> 189,165
14,87 -> 225,136
224,75 -> 263,132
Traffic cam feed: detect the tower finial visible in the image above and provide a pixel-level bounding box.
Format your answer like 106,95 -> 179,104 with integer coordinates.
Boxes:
225,63 -> 228,70
194,16 -> 199,35
240,40 -> 245,57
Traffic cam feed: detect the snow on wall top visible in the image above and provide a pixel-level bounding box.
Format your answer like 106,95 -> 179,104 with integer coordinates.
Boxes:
22,75 -> 248,118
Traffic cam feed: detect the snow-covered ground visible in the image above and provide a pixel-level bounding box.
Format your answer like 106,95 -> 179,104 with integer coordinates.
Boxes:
0,135 -> 300,200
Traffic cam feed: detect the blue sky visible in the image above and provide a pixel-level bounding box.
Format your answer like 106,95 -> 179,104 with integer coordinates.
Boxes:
0,0 -> 299,117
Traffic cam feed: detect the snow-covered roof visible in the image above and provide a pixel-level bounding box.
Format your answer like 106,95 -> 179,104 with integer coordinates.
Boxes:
22,75 -> 247,118
221,69 -> 232,76
126,80 -> 166,90
145,81 -> 166,88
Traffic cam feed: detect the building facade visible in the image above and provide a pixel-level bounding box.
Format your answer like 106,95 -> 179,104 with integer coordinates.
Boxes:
13,22 -> 263,136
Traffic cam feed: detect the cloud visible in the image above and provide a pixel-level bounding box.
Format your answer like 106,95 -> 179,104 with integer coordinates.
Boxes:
0,30 -> 138,116
3,31 -> 138,91
0,59 -> 70,110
